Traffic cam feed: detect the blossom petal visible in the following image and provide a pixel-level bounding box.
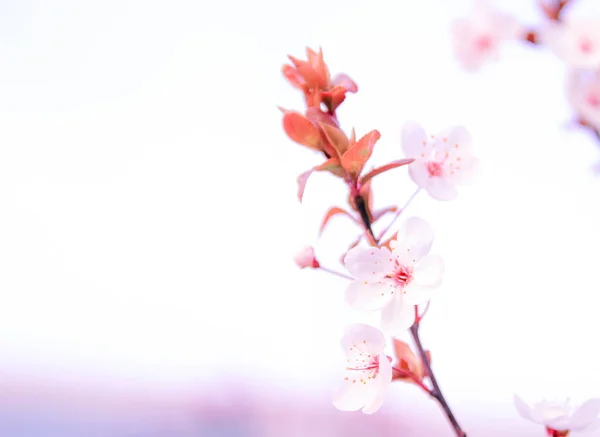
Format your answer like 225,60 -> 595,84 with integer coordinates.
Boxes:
568,398 -> 600,431
514,395 -> 533,421
401,121 -> 429,157
380,297 -> 416,335
408,160 -> 431,189
344,246 -> 395,280
413,255 -> 444,286
346,280 -> 395,311
427,177 -> 459,201
391,217 -> 434,264
450,156 -> 480,185
403,284 -> 439,306
362,393 -> 384,415
333,379 -> 371,412
444,125 -> 473,156
340,323 -> 386,355
362,353 -> 392,414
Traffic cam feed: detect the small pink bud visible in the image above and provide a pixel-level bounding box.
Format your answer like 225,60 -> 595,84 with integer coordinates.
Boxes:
294,246 -> 319,269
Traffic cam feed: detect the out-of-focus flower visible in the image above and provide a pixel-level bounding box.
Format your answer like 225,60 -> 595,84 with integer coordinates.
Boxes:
542,19 -> 600,69
294,246 -> 319,269
333,324 -> 392,414
514,395 -> 600,434
567,70 -> 600,130
282,47 -> 358,113
451,0 -> 522,70
401,121 -> 478,201
391,338 -> 430,384
343,217 -> 443,334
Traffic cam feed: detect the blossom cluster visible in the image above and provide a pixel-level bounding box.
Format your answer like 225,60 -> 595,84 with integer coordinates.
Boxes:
451,0 -> 600,143
281,43 -> 600,435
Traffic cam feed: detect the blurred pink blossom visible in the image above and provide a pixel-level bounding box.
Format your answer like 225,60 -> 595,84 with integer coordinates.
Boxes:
542,19 -> 600,69
451,0 -> 522,70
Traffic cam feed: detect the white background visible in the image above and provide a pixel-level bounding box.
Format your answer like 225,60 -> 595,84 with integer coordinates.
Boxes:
0,0 -> 599,435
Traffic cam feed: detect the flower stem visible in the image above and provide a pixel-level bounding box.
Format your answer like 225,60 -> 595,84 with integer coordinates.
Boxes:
392,366 -> 432,395
377,188 -> 421,241
318,266 -> 353,281
410,323 -> 466,437
353,194 -> 378,246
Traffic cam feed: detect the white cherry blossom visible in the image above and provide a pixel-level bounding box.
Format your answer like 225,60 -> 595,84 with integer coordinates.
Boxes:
333,324 -> 392,414
514,395 -> 600,433
401,121 -> 478,201
343,217 -> 443,334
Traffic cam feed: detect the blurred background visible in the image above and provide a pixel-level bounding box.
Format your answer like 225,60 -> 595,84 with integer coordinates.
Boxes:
0,0 -> 599,435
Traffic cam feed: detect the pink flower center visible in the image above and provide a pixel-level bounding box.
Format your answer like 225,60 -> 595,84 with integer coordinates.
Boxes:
393,265 -> 412,287
427,161 -> 443,177
475,35 -> 493,52
580,37 -> 594,54
587,93 -> 600,108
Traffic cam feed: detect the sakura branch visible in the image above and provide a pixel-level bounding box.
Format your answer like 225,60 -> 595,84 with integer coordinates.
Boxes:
281,47 -> 477,436
451,0 -> 600,151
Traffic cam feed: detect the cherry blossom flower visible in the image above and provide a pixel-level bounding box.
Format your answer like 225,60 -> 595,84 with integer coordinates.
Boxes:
451,0 -> 522,70
542,18 -> 600,69
294,246 -> 319,269
514,395 -> 600,434
401,121 -> 478,201
567,69 -> 600,130
333,324 -> 392,414
343,217 -> 443,334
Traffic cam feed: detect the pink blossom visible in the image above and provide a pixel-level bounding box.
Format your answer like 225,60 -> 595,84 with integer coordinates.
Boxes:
343,217 -> 443,334
514,395 -> 600,433
294,246 -> 319,269
542,19 -> 600,69
333,324 -> 392,414
401,121 -> 478,201
567,69 -> 600,130
451,0 -> 522,70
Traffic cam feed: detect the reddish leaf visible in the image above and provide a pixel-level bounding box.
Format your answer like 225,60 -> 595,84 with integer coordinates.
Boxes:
288,55 -> 326,90
283,111 -> 322,150
392,339 -> 431,383
297,158 -> 346,203
282,64 -> 305,89
315,157 -> 346,178
372,206 -> 398,223
359,159 -> 415,186
332,73 -> 358,93
297,168 -> 315,202
349,127 -> 356,144
341,130 -> 381,178
306,47 -> 330,87
320,122 -> 349,156
319,207 -> 358,236
323,85 -> 349,113
305,106 -> 338,127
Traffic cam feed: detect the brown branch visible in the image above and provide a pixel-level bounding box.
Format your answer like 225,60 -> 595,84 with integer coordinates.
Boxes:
410,323 -> 467,437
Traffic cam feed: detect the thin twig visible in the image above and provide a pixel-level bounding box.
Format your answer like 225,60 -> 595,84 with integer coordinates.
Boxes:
410,323 -> 467,437
318,266 -> 353,281
392,366 -> 432,394
377,188 -> 421,241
